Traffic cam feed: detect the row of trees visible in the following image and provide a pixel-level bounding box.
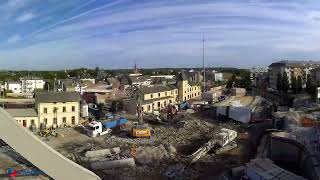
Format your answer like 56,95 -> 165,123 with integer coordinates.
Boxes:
276,72 -> 303,93
226,69 -> 252,90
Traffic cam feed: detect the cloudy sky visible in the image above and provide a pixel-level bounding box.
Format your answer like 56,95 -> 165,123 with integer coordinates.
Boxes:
0,0 -> 320,70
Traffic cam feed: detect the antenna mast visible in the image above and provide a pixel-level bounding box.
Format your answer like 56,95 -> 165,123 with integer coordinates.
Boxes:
202,34 -> 205,91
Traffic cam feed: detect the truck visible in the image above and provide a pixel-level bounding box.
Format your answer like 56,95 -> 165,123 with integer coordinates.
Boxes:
84,118 -> 128,137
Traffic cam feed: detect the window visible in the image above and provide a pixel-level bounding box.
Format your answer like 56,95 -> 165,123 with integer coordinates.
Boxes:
53,107 -> 58,113
158,93 -> 160,97
157,102 -> 160,107
63,107 -> 66,112
53,118 -> 57,125
44,108 -> 47,114
165,92 -> 167,96
72,116 -> 75,124
72,106 -> 75,112
63,117 -> 66,123
148,105 -> 150,111
151,94 -> 153,98
44,118 -> 47,124
195,93 -> 197,97
169,100 -> 172,103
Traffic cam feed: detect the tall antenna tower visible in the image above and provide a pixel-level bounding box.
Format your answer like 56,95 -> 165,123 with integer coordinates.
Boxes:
202,34 -> 206,92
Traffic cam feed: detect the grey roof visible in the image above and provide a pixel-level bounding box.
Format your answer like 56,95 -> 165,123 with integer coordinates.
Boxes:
138,85 -> 176,94
6,109 -> 37,117
35,91 -> 81,103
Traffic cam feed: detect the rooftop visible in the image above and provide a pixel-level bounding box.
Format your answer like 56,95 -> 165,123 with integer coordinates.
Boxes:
5,109 -> 37,117
137,85 -> 176,95
35,91 -> 81,103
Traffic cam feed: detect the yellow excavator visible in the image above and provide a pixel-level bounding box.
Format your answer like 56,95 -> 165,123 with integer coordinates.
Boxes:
39,126 -> 55,137
131,99 -> 153,138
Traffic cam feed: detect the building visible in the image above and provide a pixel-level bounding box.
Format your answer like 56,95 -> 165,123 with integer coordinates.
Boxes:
6,82 -> 22,94
176,72 -> 202,102
5,109 -> 38,128
20,77 -> 45,93
310,67 -> 320,85
268,60 -> 320,89
214,72 -> 224,82
35,92 -> 81,127
136,85 -> 178,113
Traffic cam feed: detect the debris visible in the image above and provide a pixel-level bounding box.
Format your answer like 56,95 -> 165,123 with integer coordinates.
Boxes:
91,158 -> 135,170
134,145 -> 168,165
188,139 -> 216,164
165,163 -> 186,179
215,141 -> 237,154
85,147 -> 121,159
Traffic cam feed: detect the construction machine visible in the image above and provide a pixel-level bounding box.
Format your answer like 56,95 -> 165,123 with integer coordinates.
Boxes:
131,98 -> 153,138
39,126 -> 56,137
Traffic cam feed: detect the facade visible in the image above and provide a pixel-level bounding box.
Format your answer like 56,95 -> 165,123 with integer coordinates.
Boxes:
21,77 -> 45,93
177,72 -> 202,102
6,82 -> 22,94
5,109 -> 39,128
310,67 -> 320,85
137,85 -> 178,113
214,72 -> 224,82
35,92 -> 81,127
268,60 -> 320,89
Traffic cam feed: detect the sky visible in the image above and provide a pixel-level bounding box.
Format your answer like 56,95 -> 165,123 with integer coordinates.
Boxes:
1,0 -> 320,70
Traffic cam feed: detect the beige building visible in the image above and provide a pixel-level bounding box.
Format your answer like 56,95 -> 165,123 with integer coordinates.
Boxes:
137,86 -> 178,113
268,60 -> 320,89
35,92 -> 81,127
177,72 -> 202,102
5,109 -> 39,128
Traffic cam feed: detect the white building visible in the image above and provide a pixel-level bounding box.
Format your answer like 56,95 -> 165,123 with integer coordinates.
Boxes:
21,77 -> 45,93
7,82 -> 22,94
214,73 -> 224,82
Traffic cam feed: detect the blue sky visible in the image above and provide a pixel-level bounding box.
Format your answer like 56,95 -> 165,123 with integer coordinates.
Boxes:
1,0 -> 320,70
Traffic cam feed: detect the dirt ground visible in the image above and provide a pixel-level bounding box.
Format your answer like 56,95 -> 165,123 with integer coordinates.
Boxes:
40,113 -> 269,180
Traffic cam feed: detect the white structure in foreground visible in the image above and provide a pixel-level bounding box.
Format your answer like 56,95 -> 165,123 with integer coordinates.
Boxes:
0,108 -> 100,180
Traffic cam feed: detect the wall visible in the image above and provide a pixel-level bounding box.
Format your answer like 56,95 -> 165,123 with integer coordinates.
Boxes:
141,89 -> 178,113
37,102 -> 80,127
177,80 -> 201,102
270,137 -> 320,180
14,116 -> 39,128
141,97 -> 176,113
7,83 -> 22,93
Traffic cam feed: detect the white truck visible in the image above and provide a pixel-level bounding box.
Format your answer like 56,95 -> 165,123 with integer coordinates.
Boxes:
83,121 -> 112,137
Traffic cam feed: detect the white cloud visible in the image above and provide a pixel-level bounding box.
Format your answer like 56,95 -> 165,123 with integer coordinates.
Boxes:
7,35 -> 21,43
16,12 -> 36,23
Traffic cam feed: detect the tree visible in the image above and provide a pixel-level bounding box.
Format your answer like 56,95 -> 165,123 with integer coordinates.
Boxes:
276,73 -> 283,91
291,75 -> 297,93
226,74 -> 236,89
297,76 -> 302,93
282,72 -> 289,93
